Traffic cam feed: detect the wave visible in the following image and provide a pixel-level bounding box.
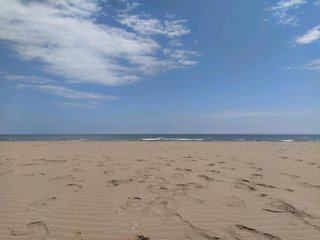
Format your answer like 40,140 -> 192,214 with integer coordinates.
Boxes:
141,137 -> 204,141
281,139 -> 294,142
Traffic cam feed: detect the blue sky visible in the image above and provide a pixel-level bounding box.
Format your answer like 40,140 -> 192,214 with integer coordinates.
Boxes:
0,0 -> 319,134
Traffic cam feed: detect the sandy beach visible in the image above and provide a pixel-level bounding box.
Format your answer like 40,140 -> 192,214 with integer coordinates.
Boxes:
0,141 -> 319,240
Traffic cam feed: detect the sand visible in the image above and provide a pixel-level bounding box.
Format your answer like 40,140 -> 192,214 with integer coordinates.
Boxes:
0,141 -> 319,240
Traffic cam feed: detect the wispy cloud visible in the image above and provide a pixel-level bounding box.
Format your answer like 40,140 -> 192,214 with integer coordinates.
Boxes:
116,0 -> 141,13
16,84 -> 116,100
117,14 -> 190,38
0,0 -> 198,86
302,59 -> 320,70
61,101 -> 100,108
3,72 -> 116,102
294,25 -> 320,44
267,0 -> 306,26
315,0 -> 320,6
285,59 -> 320,71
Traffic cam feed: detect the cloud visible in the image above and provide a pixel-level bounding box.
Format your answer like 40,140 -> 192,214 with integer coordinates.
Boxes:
163,49 -> 199,68
294,25 -> 320,44
284,58 -> 320,70
0,0 -> 197,86
116,0 -> 141,13
117,14 -> 190,38
4,75 -> 55,84
302,59 -> 320,70
3,72 -> 116,101
16,83 -> 116,100
267,0 -> 306,26
316,0 -> 320,6
61,101 -> 100,108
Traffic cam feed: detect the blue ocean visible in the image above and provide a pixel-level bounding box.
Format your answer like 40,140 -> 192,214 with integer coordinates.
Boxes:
0,134 -> 319,142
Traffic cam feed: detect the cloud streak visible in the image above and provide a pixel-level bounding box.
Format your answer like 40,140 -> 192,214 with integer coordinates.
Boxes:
267,0 -> 306,26
294,25 -> 320,44
117,14 -> 190,38
3,72 -> 116,102
16,84 -> 116,100
302,59 -> 320,70
0,0 -> 198,86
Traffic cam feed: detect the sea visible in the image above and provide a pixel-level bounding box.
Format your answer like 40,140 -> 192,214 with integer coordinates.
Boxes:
0,134 -> 319,142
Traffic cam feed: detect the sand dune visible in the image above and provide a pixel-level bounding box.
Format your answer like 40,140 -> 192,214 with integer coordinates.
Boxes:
0,141 -> 319,240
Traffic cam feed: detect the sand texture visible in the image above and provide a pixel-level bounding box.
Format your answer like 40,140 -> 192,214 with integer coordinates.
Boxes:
0,141 -> 319,240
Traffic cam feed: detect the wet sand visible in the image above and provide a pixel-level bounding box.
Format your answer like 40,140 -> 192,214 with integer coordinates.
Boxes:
0,141 -> 319,240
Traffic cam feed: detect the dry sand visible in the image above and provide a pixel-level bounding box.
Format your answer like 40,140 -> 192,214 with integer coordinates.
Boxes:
0,141 -> 319,240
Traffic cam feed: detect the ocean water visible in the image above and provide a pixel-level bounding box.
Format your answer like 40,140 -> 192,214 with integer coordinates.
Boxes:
0,134 -> 319,142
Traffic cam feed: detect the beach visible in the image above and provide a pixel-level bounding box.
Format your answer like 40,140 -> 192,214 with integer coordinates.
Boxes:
0,141 -> 319,240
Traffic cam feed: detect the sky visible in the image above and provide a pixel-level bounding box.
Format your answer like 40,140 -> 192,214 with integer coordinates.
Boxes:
0,0 -> 319,134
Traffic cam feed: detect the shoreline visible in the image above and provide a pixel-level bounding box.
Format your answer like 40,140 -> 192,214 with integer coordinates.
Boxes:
0,140 -> 319,143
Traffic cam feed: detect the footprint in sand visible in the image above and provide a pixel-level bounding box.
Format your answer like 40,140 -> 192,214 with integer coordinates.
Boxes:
136,159 -> 147,162
103,170 -> 114,175
135,235 -> 150,240
198,174 -> 216,182
246,162 -> 255,166
299,181 -> 320,190
251,173 -> 263,178
292,158 -> 303,162
121,197 -> 143,210
307,162 -> 317,166
45,159 -> 67,163
206,169 -> 221,174
175,182 -> 204,191
11,221 -> 49,239
27,197 -> 57,210
225,196 -> 246,208
48,175 -> 74,182
234,181 -> 257,192
107,179 -> 133,187
21,162 -> 40,167
74,231 -> 82,240
147,184 -> 169,194
174,168 -> 192,172
67,183 -> 82,192
263,199 -> 320,230
166,213 -> 220,240
172,173 -> 184,179
250,166 -> 263,171
221,166 -> 236,170
284,188 -> 294,192
231,224 -> 281,240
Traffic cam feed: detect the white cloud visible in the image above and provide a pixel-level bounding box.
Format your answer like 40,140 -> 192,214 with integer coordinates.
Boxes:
163,49 -> 199,68
4,75 -> 55,84
295,25 -> 320,44
16,83 -> 116,100
0,0 -> 197,86
3,72 -> 116,101
62,101 -> 99,108
302,59 -> 320,70
315,0 -> 320,6
116,0 -> 141,13
285,59 -> 320,71
117,14 -> 190,38
267,0 -> 306,26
